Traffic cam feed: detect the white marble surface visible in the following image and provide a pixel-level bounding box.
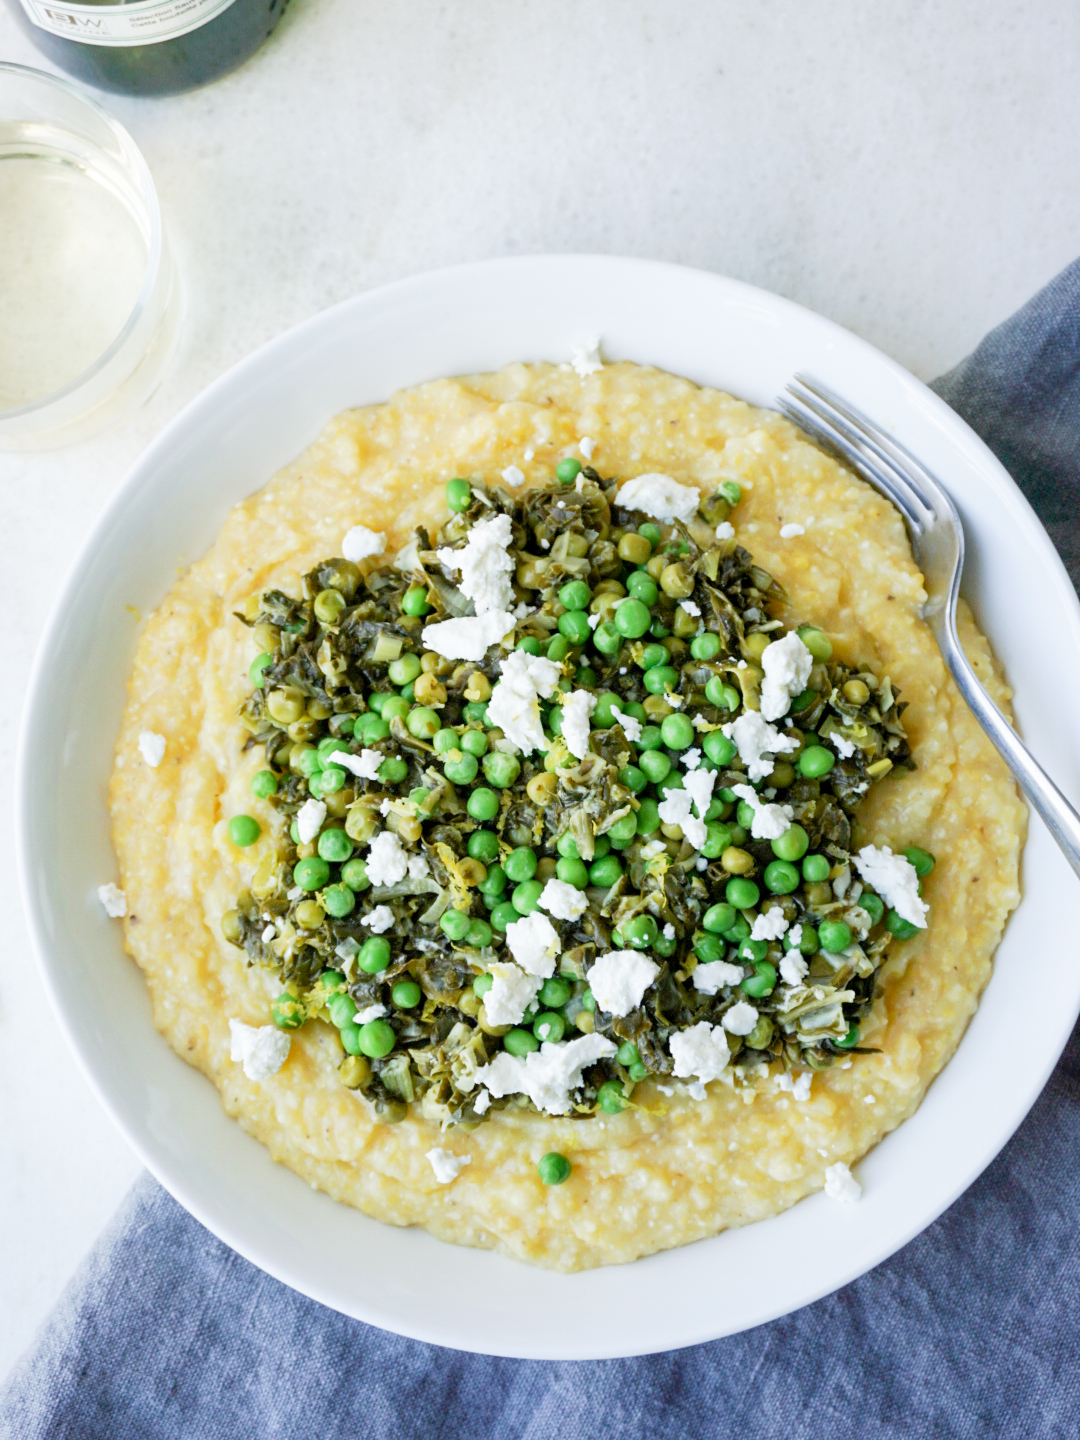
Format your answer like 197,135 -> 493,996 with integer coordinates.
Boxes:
2,0 -> 1080,1378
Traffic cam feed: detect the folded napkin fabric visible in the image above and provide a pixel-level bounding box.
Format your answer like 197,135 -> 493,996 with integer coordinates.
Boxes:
3,256 -> 1080,1440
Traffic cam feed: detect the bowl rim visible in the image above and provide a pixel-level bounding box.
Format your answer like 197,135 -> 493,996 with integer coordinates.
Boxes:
18,253 -> 1080,1358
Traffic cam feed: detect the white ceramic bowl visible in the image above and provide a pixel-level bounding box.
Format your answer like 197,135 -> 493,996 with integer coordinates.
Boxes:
19,257 -> 1080,1359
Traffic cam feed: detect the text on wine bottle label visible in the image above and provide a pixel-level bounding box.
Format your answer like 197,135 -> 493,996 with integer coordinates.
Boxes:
18,0 -> 239,46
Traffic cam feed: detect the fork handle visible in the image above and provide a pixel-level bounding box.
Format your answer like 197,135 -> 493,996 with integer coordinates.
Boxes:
939,619 -> 1080,881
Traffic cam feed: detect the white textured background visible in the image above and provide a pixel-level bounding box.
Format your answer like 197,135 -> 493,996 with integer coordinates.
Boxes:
3,0 -> 1080,1376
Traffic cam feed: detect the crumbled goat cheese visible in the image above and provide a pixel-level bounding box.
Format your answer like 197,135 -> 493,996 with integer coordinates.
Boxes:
504,912 -> 561,977
692,960 -> 745,994
365,831 -> 409,887
731,782 -> 794,841
361,906 -> 395,934
760,632 -> 815,721
692,713 -> 712,731
609,704 -> 643,741
501,464 -> 525,487
680,600 -> 701,617
779,522 -> 806,539
750,906 -> 790,942
864,1094 -> 877,1105
853,845 -> 929,928
341,525 -> 386,563
475,1033 -> 617,1115
261,923 -> 276,943
682,747 -> 702,770
523,448 -> 534,461
355,1003 -> 388,1024
323,746 -> 383,781
616,473 -> 700,522
138,730 -> 166,767
228,1020 -> 290,1082
570,337 -> 603,377
829,731 -> 857,758
426,1148 -> 471,1184
687,1080 -> 708,1101
670,1022 -> 731,1084
561,689 -> 597,760
722,1001 -> 759,1036
473,1090 -> 491,1116
824,1161 -> 862,1203
421,610 -> 514,662
539,878 -> 588,921
779,951 -> 809,987
379,799 -> 393,816
484,963 -> 543,1026
788,923 -> 803,948
579,436 -> 596,459
408,854 -> 429,880
97,883 -> 127,918
435,513 -> 515,615
662,922 -> 676,940
715,521 -> 735,541
721,711 -> 798,782
486,650 -> 562,754
295,798 -> 327,844
587,950 -> 660,1017
513,600 -> 535,619
657,788 -> 706,848
775,1071 -> 813,1101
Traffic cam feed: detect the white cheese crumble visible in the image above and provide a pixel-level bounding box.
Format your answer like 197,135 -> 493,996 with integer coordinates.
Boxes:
426,1148 -> 471,1184
779,522 -> 806,539
421,610 -> 514,662
97,883 -> 127,918
760,632 -> 815,722
486,649 -> 562,754
561,688 -> 597,760
579,436 -> 596,460
474,1033 -> 617,1115
779,950 -> 809,987
504,912 -> 561,977
261,922 -> 276,943
295,798 -> 327,844
657,788 -> 705,849
501,464 -> 525,487
750,906 -> 790,942
324,746 -> 383,781
361,906 -> 395,934
682,747 -> 702,770
365,831 -> 409,886
228,1020 -> 290,1082
609,704 -> 642,741
587,950 -> 660,1017
853,845 -> 929,928
538,878 -> 588,921
823,1161 -> 862,1203
616,473 -> 700,522
662,922 -> 676,941
829,731 -> 857,758
137,730 -> 166,767
570,337 -> 603,377
341,525 -> 386,563
408,853 -> 430,880
775,1070 -> 813,1101
473,1090 -> 491,1115
730,783 -> 793,841
721,711 -> 798,782
669,1022 -> 731,1084
355,1003 -> 388,1024
435,513 -> 515,615
680,600 -> 701,618
484,963 -> 543,1026
715,521 -> 735,541
692,960 -> 744,995
722,1000 -> 759,1036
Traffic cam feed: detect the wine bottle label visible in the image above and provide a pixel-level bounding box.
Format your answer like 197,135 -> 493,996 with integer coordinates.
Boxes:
18,0 -> 238,45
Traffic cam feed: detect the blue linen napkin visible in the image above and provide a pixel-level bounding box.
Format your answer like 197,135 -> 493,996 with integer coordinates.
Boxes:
4,259 -> 1080,1440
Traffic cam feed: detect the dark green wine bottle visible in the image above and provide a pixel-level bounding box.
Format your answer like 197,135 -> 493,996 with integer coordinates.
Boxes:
5,0 -> 289,96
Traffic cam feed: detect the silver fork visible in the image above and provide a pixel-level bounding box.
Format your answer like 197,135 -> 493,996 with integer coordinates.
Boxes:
778,374 -> 1080,881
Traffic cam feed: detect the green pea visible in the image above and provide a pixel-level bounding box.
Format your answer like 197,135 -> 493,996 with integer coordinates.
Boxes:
392,979 -> 422,1008
654,934 -> 677,958
319,969 -> 346,993
626,571 -> 659,606
802,853 -> 831,883
576,666 -> 598,692
556,457 -> 582,484
504,847 -> 538,883
694,933 -> 723,963
619,765 -> 648,795
227,814 -> 260,848
723,914 -> 751,943
358,1019 -> 396,1058
512,880 -> 544,915
538,1151 -> 572,1184
597,1080 -> 625,1114
378,757 -> 408,785
704,677 -> 740,710
819,919 -> 853,953
903,845 -> 936,877
690,633 -> 721,661
608,812 -> 638,846
736,800 -> 755,830
432,727 -> 458,755
444,753 -> 479,785
589,855 -> 623,888
861,892 -> 885,925
790,689 -> 817,713
322,884 -> 356,918
341,858 -> 370,892
627,1059 -> 649,1081
764,860 -> 800,894
339,1022 -> 362,1056
702,731 -> 736,767
797,625 -> 832,661
293,856 -> 329,891
467,830 -> 500,864
388,653 -> 422,686
633,521 -> 660,546
539,976 -> 572,1008
446,477 -> 472,512
249,652 -> 273,688
546,633 -> 571,662
466,919 -> 494,948
381,695 -> 410,723
328,992 -> 358,1028
701,821 -> 732,858
556,834 -> 580,859
634,645 -> 665,674
271,993 -> 305,1030
463,701 -> 489,726
479,863 -> 508,898
616,1042 -> 640,1068
401,585 -> 432,617
251,769 -> 279,799
741,961 -> 777,998
703,902 -> 736,933
798,746 -> 835,779
516,636 -> 542,656
786,923 -> 818,954
886,911 -> 921,940
557,609 -> 591,645
502,1028 -> 539,1058
623,914 -> 658,950
358,936 -> 392,973
317,827 -> 352,863
639,749 -> 672,784
726,878 -> 759,910
555,856 -> 589,889
580,989 -> 597,1012
660,713 -> 694,750
355,713 -> 390,743
636,798 -> 661,835
613,597 -> 651,639
532,1011 -> 566,1044
440,909 -> 471,941
406,705 -> 440,740
490,900 -> 519,932
592,621 -> 622,657
482,752 -> 520,788
737,938 -> 769,963
643,664 -> 679,695
473,972 -> 494,997
770,824 -> 809,862
558,579 -> 591,611
546,705 -> 564,737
